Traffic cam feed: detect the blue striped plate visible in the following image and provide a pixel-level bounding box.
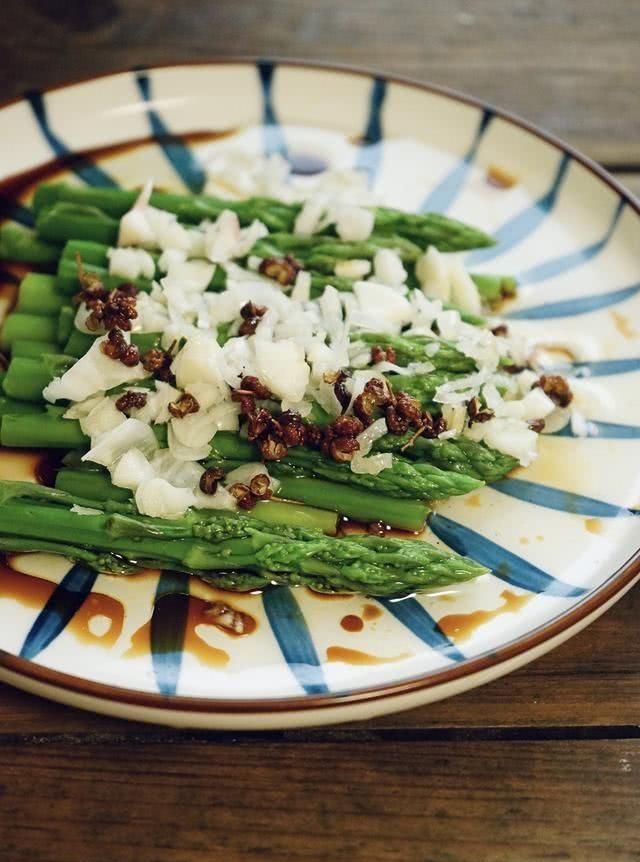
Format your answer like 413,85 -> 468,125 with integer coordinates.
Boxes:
0,62 -> 639,729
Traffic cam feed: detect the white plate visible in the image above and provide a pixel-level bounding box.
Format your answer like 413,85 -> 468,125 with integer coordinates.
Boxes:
0,61 -> 639,728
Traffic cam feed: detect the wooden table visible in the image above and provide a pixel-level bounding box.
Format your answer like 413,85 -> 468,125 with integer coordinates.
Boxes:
1,2 -> 639,859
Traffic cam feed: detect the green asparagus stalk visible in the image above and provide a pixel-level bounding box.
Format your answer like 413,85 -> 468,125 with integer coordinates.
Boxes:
1,412 -> 88,447
36,202 -> 119,245
386,370 -> 456,409
356,332 -> 476,373
2,355 -> 74,402
0,222 -> 60,265
57,306 -> 75,345
206,432 -> 483,502
11,339 -> 60,360
54,468 -> 338,535
33,183 -> 495,251
0,313 -> 59,349
15,274 -> 66,316
0,481 -> 487,596
373,434 -> 519,482
0,398 -> 43,417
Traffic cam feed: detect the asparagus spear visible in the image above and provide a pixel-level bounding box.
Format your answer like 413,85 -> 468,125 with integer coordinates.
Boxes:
0,222 -> 60,265
206,432 -> 483,501
356,332 -> 476,373
33,183 -> 495,251
373,434 -> 519,483
0,313 -> 59,349
0,481 -> 487,596
15,274 -> 66,316
11,339 -> 60,360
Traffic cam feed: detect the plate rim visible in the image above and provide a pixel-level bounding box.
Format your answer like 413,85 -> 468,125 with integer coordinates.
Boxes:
1,57 -> 639,716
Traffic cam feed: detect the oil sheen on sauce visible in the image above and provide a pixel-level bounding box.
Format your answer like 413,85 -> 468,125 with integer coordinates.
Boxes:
326,646 -> 411,665
0,563 -> 125,647
126,593 -> 257,668
437,589 -> 531,642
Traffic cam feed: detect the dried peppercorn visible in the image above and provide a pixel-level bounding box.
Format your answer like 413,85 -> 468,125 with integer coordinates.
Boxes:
385,404 -> 410,435
238,301 -> 266,336
258,255 -> 302,286
394,392 -> 423,426
534,374 -> 573,408
467,396 -> 494,424
199,467 -> 225,495
490,324 -> 509,337
259,435 -> 288,461
100,328 -> 140,367
249,473 -> 272,499
323,370 -> 351,413
141,347 -> 175,384
239,376 -> 272,400
115,391 -> 148,414
168,393 -> 200,418
370,344 -> 397,364
278,411 -> 307,447
327,436 -> 360,463
420,412 -> 447,439
353,378 -> 390,425
227,482 -> 256,510
327,415 -> 364,439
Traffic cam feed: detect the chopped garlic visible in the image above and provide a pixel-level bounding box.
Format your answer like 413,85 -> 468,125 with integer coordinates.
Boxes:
111,448 -> 155,490
78,397 -> 125,439
294,195 -> 329,235
372,249 -> 407,287
449,259 -> 482,315
416,246 -> 451,302
107,247 -> 155,281
335,206 -> 375,242
351,417 -> 392,475
135,478 -> 195,519
290,270 -> 311,302
254,338 -> 310,402
43,334 -> 147,403
353,280 -> 412,330
334,259 -> 371,280
82,418 -> 158,469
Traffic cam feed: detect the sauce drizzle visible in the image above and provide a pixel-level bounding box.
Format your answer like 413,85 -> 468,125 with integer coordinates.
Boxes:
326,646 -> 411,665
438,589 -> 531,642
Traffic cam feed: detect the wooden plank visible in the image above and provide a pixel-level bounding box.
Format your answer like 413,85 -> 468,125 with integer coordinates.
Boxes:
1,584 -> 637,736
1,0 -> 639,165
1,739 -> 639,861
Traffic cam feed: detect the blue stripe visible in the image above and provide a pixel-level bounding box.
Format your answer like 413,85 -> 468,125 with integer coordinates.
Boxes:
421,108 -> 493,213
262,587 -> 328,695
492,478 -> 637,518
517,199 -> 626,286
467,152 -> 571,265
19,564 -> 98,660
428,513 -> 586,597
354,77 -> 387,182
379,597 -> 465,662
257,60 -> 288,158
0,199 -> 34,227
505,282 -> 640,320
150,570 -> 189,697
134,71 -> 205,193
561,358 -> 640,378
25,90 -> 117,188
552,419 -> 640,439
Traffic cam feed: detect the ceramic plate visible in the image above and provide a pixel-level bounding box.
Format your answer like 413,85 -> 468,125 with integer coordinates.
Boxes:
0,61 -> 639,729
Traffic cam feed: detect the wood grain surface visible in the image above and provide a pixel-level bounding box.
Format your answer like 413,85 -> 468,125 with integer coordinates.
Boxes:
0,1 -> 639,860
